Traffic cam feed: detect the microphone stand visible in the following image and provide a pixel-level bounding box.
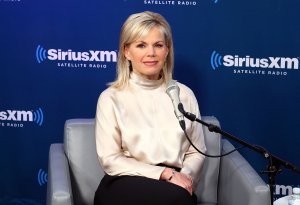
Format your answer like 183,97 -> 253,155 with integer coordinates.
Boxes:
178,103 -> 300,205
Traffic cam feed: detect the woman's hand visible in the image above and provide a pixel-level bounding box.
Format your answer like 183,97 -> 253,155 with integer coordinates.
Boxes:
160,168 -> 193,195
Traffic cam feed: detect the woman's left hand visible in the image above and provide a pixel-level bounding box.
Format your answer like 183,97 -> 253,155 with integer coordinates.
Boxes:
160,167 -> 193,195
169,171 -> 193,195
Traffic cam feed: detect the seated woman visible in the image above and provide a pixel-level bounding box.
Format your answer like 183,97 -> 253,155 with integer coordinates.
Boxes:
94,11 -> 206,205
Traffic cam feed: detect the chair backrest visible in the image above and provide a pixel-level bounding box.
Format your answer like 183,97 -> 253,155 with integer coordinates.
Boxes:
64,119 -> 103,205
64,116 -> 221,205
195,116 -> 221,205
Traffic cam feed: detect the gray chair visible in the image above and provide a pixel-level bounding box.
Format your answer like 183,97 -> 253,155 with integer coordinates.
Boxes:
47,116 -> 271,205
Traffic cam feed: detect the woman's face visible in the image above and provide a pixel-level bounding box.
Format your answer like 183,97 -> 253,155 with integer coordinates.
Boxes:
124,27 -> 169,80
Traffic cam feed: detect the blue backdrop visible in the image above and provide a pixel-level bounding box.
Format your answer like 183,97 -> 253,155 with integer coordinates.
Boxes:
0,0 -> 299,204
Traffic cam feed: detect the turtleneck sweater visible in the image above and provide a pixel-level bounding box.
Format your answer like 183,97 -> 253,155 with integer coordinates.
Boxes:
95,72 -> 206,187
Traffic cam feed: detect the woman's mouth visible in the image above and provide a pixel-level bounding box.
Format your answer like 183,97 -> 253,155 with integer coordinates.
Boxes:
144,61 -> 158,66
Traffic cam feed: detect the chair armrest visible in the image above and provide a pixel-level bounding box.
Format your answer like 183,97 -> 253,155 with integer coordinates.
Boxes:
218,139 -> 270,205
47,144 -> 73,205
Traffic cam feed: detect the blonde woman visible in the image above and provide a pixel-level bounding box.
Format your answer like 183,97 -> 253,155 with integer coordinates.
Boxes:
94,11 -> 206,205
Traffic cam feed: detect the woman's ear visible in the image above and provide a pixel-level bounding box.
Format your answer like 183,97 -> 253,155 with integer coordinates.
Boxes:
124,46 -> 131,61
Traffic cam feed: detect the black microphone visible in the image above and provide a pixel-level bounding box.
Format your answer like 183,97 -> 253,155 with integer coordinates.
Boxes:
178,103 -> 197,122
166,80 -> 186,130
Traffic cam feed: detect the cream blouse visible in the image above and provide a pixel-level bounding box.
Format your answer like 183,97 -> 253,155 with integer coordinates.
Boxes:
95,72 -> 206,186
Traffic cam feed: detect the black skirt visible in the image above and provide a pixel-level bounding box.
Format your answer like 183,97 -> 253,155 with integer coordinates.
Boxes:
94,174 -> 197,205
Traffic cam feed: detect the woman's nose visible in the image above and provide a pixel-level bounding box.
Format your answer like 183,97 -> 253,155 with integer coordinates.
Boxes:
147,46 -> 156,56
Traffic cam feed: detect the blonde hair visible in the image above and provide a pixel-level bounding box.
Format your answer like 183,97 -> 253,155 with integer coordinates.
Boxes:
110,11 -> 174,88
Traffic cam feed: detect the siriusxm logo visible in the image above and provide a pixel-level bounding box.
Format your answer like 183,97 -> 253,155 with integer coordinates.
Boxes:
36,45 -> 117,64
0,108 -> 44,126
211,51 -> 299,70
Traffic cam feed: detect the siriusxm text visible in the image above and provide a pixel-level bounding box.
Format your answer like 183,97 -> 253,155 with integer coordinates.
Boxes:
0,110 -> 33,122
224,55 -> 298,69
47,49 -> 117,62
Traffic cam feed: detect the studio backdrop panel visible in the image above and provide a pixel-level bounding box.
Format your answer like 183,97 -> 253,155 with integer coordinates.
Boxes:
0,0 -> 299,204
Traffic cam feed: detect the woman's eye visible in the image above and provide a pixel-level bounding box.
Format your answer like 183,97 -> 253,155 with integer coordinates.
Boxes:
137,44 -> 145,48
154,43 -> 165,48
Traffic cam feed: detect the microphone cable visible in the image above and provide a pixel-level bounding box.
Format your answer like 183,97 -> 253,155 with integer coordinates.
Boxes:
182,127 -> 245,158
178,103 -> 245,158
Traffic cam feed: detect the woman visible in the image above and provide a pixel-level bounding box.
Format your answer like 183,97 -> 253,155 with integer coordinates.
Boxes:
94,11 -> 206,205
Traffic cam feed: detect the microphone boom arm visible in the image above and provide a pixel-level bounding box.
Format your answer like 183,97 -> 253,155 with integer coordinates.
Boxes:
178,103 -> 300,205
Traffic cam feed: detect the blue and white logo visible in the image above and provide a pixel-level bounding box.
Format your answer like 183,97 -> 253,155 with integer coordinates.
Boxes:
35,44 -> 117,64
210,50 -> 299,70
0,108 -> 44,126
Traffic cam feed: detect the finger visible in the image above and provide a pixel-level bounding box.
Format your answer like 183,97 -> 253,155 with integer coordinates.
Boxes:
187,187 -> 193,195
183,181 -> 193,194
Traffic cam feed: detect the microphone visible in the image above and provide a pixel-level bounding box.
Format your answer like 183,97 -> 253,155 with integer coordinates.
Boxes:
178,103 -> 197,122
166,80 -> 186,130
